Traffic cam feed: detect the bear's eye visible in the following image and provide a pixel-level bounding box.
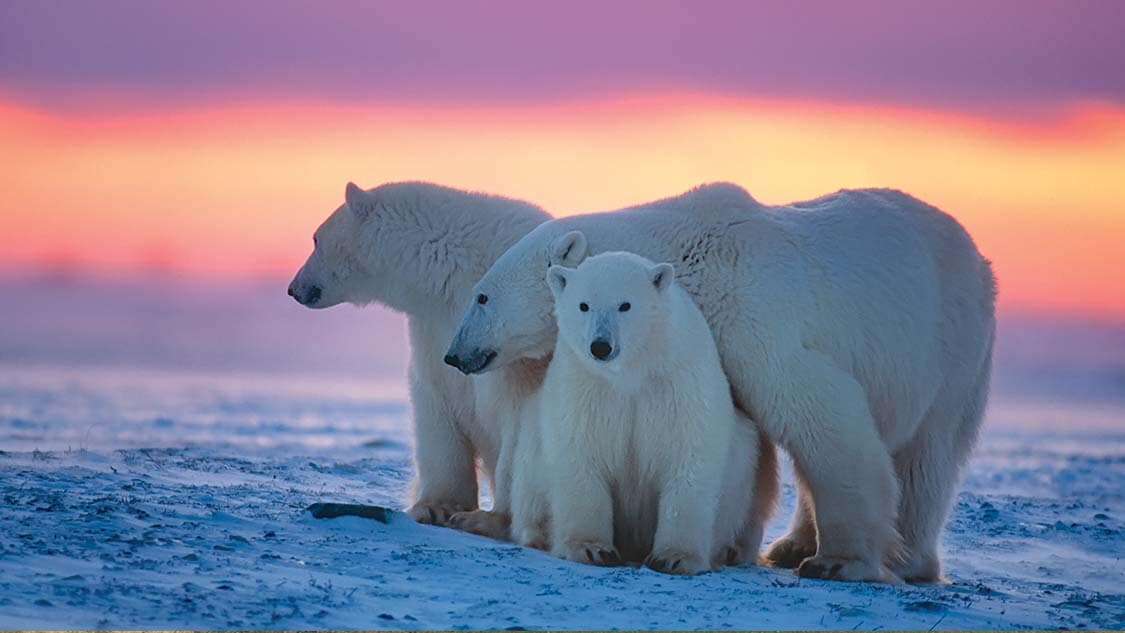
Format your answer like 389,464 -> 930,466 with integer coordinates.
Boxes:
313,235 -> 319,247
579,302 -> 589,312
477,293 -> 489,305
619,302 -> 631,312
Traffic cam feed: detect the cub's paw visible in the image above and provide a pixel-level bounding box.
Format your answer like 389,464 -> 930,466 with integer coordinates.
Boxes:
448,509 -> 511,540
645,547 -> 709,575
406,501 -> 472,526
797,555 -> 902,584
762,534 -> 817,568
555,540 -> 622,566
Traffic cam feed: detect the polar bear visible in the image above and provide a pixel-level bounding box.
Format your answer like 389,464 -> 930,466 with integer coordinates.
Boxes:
515,252 -> 777,574
288,181 -> 549,528
446,183 -> 997,583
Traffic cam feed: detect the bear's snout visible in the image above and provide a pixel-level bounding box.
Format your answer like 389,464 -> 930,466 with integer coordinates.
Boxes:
444,349 -> 498,375
288,283 -> 322,307
590,339 -> 613,360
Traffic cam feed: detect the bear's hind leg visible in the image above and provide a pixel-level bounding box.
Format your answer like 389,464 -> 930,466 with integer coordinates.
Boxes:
890,436 -> 948,583
762,468 -> 816,568
891,351 -> 990,583
752,351 -> 902,583
736,431 -> 779,565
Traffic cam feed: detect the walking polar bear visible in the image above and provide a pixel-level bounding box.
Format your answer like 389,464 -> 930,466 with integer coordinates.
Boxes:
510,252 -> 776,574
447,183 -> 997,583
288,181 -> 549,529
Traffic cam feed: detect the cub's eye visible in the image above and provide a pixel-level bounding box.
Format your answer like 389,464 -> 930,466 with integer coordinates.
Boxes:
579,302 -> 589,312
477,293 -> 489,305
619,302 -> 631,312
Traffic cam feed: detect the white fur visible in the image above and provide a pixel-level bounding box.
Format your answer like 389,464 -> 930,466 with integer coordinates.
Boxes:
511,252 -> 775,574
288,181 -> 550,527
448,184 -> 997,583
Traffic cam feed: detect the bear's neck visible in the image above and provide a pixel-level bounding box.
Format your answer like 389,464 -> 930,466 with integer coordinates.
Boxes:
379,190 -> 547,316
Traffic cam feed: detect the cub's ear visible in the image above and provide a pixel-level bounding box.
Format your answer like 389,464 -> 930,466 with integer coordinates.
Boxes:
546,265 -> 569,298
549,231 -> 588,267
650,263 -> 675,292
345,182 -> 374,217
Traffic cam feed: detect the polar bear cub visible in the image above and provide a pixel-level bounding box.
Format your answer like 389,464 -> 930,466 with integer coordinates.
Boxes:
538,251 -> 773,574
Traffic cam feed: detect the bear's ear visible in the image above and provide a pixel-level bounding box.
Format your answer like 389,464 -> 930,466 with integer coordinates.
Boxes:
345,182 -> 374,218
650,263 -> 675,292
549,231 -> 588,267
546,265 -> 569,298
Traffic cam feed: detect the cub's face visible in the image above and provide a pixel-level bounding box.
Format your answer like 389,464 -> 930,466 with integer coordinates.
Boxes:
547,252 -> 674,375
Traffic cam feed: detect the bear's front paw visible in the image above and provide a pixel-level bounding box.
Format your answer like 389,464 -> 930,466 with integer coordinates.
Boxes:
407,500 -> 473,526
762,534 -> 817,568
645,547 -> 709,575
797,555 -> 902,584
556,540 -> 622,566
448,509 -> 511,540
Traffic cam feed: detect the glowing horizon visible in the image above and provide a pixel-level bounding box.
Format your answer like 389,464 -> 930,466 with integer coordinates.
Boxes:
1,93 -> 1123,320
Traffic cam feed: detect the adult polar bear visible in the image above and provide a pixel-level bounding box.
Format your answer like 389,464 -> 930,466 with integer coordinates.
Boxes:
288,181 -> 549,528
446,183 -> 997,583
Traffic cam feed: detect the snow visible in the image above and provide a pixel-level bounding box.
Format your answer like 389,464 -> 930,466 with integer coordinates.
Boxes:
1,276 -> 1122,629
1,363 -> 1122,630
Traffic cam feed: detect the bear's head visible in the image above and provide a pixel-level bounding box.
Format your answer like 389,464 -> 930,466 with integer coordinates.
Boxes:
547,252 -> 675,376
445,227 -> 589,374
288,182 -> 427,311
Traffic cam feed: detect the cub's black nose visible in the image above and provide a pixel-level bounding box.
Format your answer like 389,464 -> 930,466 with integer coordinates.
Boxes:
590,340 -> 613,360
444,354 -> 461,369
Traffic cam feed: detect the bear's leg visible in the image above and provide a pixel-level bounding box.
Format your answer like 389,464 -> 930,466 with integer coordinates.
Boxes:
550,470 -> 619,566
733,431 -> 779,565
450,419 -> 522,540
762,472 -> 816,568
890,432 -> 950,583
748,351 -> 902,583
892,353 -> 990,583
511,471 -> 551,551
406,387 -> 479,525
509,430 -> 552,551
649,453 -> 725,575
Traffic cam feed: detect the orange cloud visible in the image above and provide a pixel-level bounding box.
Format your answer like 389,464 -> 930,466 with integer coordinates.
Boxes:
0,94 -> 1122,318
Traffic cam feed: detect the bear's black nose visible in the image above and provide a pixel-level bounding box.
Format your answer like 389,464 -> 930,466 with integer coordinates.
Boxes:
444,354 -> 461,369
287,286 -> 297,298
590,340 -> 613,360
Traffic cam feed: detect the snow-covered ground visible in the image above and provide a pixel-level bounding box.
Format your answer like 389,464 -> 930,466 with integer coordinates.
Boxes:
1,276 -> 1122,629
1,364 -> 1121,630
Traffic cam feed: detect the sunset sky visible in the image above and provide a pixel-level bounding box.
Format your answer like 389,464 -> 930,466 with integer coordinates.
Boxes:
1,1 -> 1123,319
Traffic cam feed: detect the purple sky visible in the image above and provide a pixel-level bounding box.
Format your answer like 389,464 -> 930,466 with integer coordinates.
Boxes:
1,0 -> 1123,113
